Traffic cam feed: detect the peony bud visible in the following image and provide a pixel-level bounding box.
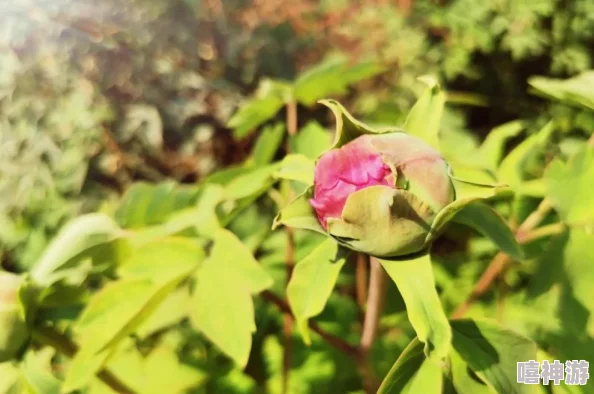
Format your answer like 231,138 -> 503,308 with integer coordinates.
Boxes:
0,272 -> 28,361
310,132 -> 455,257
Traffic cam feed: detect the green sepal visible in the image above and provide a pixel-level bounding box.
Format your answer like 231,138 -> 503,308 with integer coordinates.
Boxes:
403,75 -> 444,151
425,171 -> 512,245
327,185 -> 434,258
318,99 -> 403,150
272,187 -> 325,234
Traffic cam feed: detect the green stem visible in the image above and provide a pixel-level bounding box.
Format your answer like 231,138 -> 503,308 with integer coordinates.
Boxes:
31,325 -> 137,394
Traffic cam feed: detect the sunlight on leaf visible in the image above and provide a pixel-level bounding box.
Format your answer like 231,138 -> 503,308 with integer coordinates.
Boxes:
379,254 -> 452,360
287,238 -> 349,344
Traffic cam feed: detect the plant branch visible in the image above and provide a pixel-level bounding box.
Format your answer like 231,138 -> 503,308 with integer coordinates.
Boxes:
286,101 -> 298,137
451,198 -> 555,318
359,257 -> 387,354
32,325 -> 137,394
281,100 -> 298,393
451,132 -> 594,318
260,290 -> 360,359
517,222 -> 566,244
282,227 -> 294,394
515,198 -> 554,237
355,253 -> 368,310
358,256 -> 387,393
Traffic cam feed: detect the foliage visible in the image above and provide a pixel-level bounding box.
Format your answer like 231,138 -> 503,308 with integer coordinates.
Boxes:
2,0 -> 594,393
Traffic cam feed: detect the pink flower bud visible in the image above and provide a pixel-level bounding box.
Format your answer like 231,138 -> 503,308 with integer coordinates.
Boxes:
309,132 -> 455,256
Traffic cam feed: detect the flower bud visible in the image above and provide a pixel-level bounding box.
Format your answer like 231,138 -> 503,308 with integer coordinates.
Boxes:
0,272 -> 28,361
310,132 -> 454,257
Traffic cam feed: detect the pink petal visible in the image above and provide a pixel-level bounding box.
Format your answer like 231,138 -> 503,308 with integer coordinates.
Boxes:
310,136 -> 393,229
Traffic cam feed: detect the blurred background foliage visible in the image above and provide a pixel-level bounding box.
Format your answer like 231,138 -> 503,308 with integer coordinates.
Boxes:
1,0 -> 594,393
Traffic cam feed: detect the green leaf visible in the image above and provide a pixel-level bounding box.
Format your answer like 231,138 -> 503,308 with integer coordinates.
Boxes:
72,280 -> 154,351
477,121 -> 525,172
516,179 -> 546,198
287,238 -> 349,344
295,56 -> 347,106
191,276 -> 254,368
545,145 -> 594,225
117,238 -> 204,285
557,228 -> 594,319
290,121 -> 332,160
251,123 -> 286,166
449,349 -> 495,394
207,229 -> 274,294
226,204 -> 272,253
404,76 -> 445,151
189,229 -> 273,366
451,319 -> 537,394
30,214 -> 123,286
0,362 -> 20,393
498,121 -> 554,192
378,338 -> 443,394
142,341 -> 207,394
379,254 -> 452,360
64,238 -> 202,391
115,182 -> 199,229
120,184 -> 221,246
86,340 -> 144,394
294,56 -> 383,107
228,79 -> 290,138
222,164 -> 278,201
202,165 -> 252,186
192,184 -> 224,239
452,202 -> 523,260
63,283 -> 146,392
135,287 -> 190,339
343,60 -> 386,85
427,182 -> 511,244
0,273 -> 29,362
273,187 -> 325,234
274,154 -> 315,185
529,71 -> 594,111
19,350 -> 61,394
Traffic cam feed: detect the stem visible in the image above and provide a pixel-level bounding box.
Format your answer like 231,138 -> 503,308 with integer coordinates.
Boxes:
452,131 -> 594,318
517,222 -> 566,244
358,257 -> 387,393
451,253 -> 510,319
452,198 -> 555,319
282,227 -> 294,394
286,101 -> 298,137
32,325 -> 137,394
281,100 -> 298,393
496,276 -> 507,322
355,253 -> 368,309
260,290 -> 359,359
515,199 -> 554,236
